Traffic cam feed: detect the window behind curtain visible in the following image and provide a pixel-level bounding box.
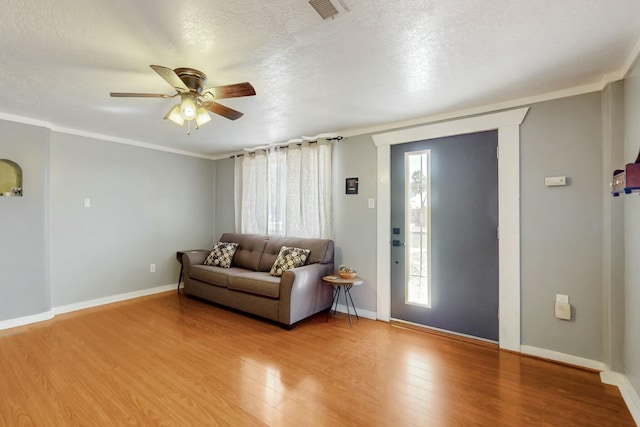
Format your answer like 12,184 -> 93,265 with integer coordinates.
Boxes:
234,141 -> 333,239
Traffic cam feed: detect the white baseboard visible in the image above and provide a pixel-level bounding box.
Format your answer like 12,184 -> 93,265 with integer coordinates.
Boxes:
601,371 -> 640,425
332,303 -> 377,320
520,345 -> 608,371
0,310 -> 55,331
519,346 -> 640,423
53,284 -> 177,315
389,317 -> 499,345
0,284 -> 177,331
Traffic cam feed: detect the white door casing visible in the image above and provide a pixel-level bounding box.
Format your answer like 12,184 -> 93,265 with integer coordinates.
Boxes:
371,107 -> 529,352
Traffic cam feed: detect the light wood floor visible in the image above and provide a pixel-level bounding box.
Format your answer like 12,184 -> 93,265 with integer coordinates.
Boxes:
0,291 -> 634,426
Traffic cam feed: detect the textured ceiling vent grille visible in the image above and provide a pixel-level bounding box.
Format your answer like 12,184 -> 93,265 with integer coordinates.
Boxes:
309,0 -> 340,20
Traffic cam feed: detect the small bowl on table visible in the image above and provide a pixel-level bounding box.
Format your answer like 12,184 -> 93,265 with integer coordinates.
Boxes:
338,271 -> 357,280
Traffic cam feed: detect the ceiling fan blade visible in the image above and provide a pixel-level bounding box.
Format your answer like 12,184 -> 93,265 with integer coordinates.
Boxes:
110,92 -> 171,98
203,82 -> 256,100
150,65 -> 189,92
203,101 -> 244,120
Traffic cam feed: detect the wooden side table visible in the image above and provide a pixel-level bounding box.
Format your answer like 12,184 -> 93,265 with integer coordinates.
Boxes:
176,250 -> 207,291
322,275 -> 363,327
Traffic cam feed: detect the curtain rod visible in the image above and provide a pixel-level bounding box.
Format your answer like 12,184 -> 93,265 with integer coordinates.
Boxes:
230,136 -> 343,158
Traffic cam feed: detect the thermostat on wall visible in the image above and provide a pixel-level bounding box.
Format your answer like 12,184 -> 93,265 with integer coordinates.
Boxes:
545,176 -> 567,187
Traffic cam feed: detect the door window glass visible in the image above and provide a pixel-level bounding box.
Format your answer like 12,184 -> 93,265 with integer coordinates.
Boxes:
405,150 -> 430,307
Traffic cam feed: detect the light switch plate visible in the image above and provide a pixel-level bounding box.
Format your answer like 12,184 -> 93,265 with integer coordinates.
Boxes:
556,294 -> 569,304
368,198 -> 375,209
83,198 -> 91,208
545,176 -> 567,187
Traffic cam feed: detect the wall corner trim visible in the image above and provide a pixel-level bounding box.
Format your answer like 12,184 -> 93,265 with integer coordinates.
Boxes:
0,112 -> 216,160
53,284 -> 177,315
520,345 -> 607,371
0,285 -> 177,331
521,346 -> 639,422
622,35 -> 640,80
600,371 -> 640,424
0,310 -> 55,331
332,304 -> 377,321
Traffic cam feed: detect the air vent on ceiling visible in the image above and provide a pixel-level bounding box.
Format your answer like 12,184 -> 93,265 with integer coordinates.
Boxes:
309,0 -> 340,20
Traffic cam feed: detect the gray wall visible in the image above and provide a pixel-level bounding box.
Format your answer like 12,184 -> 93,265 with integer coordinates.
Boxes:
213,157 -> 236,239
0,120 -> 51,321
602,81 -> 626,373
211,92 -> 610,361
332,136 -> 378,315
340,93 -> 608,358
50,132 -> 216,306
624,57 -> 640,395
520,93 -> 604,361
1,120 -> 216,322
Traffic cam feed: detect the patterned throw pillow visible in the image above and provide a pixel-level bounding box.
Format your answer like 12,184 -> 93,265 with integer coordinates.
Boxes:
269,246 -> 311,277
204,242 -> 239,268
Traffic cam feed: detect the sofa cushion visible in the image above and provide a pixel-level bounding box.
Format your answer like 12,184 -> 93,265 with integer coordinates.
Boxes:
204,242 -> 239,268
190,265 -> 247,287
258,236 -> 333,271
220,233 -> 268,271
227,271 -> 281,299
269,246 -> 310,277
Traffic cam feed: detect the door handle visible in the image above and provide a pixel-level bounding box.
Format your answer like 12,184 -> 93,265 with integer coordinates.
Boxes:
392,240 -> 405,247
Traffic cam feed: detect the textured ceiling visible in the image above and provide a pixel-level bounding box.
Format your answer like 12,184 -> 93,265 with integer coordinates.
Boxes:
1,0 -> 639,157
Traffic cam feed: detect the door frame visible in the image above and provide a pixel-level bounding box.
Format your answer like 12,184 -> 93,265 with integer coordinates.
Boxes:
371,107 -> 529,352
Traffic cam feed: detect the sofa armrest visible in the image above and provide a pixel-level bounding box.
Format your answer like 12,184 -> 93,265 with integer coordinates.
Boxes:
278,262 -> 334,325
182,250 -> 210,279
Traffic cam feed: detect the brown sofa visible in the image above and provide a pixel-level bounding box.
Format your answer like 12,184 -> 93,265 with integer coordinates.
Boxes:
182,233 -> 335,327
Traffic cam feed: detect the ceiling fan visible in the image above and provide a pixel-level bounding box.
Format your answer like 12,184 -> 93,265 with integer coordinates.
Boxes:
110,65 -> 256,134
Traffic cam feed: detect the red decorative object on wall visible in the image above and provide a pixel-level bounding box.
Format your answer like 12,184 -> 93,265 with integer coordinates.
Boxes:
612,163 -> 640,196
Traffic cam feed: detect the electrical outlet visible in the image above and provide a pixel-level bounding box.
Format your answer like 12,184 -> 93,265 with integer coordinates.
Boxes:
555,302 -> 571,320
545,176 -> 567,187
149,264 -> 156,273
556,294 -> 569,304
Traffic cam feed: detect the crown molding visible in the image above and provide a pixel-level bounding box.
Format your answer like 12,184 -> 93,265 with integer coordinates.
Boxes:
0,111 -> 53,129
3,34 -> 640,159
340,34 -> 640,139
341,82 -> 603,139
0,112 -> 216,160
52,125 -> 217,160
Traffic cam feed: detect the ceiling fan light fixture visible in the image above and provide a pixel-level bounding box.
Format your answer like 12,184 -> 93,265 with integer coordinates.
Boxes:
164,104 -> 185,126
195,107 -> 211,126
180,94 -> 197,120
111,65 -> 257,134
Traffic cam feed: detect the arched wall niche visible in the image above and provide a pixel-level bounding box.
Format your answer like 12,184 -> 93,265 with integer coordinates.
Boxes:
0,159 -> 23,196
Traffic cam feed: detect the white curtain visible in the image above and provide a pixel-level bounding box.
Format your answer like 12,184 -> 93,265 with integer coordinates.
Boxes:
234,141 -> 333,239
